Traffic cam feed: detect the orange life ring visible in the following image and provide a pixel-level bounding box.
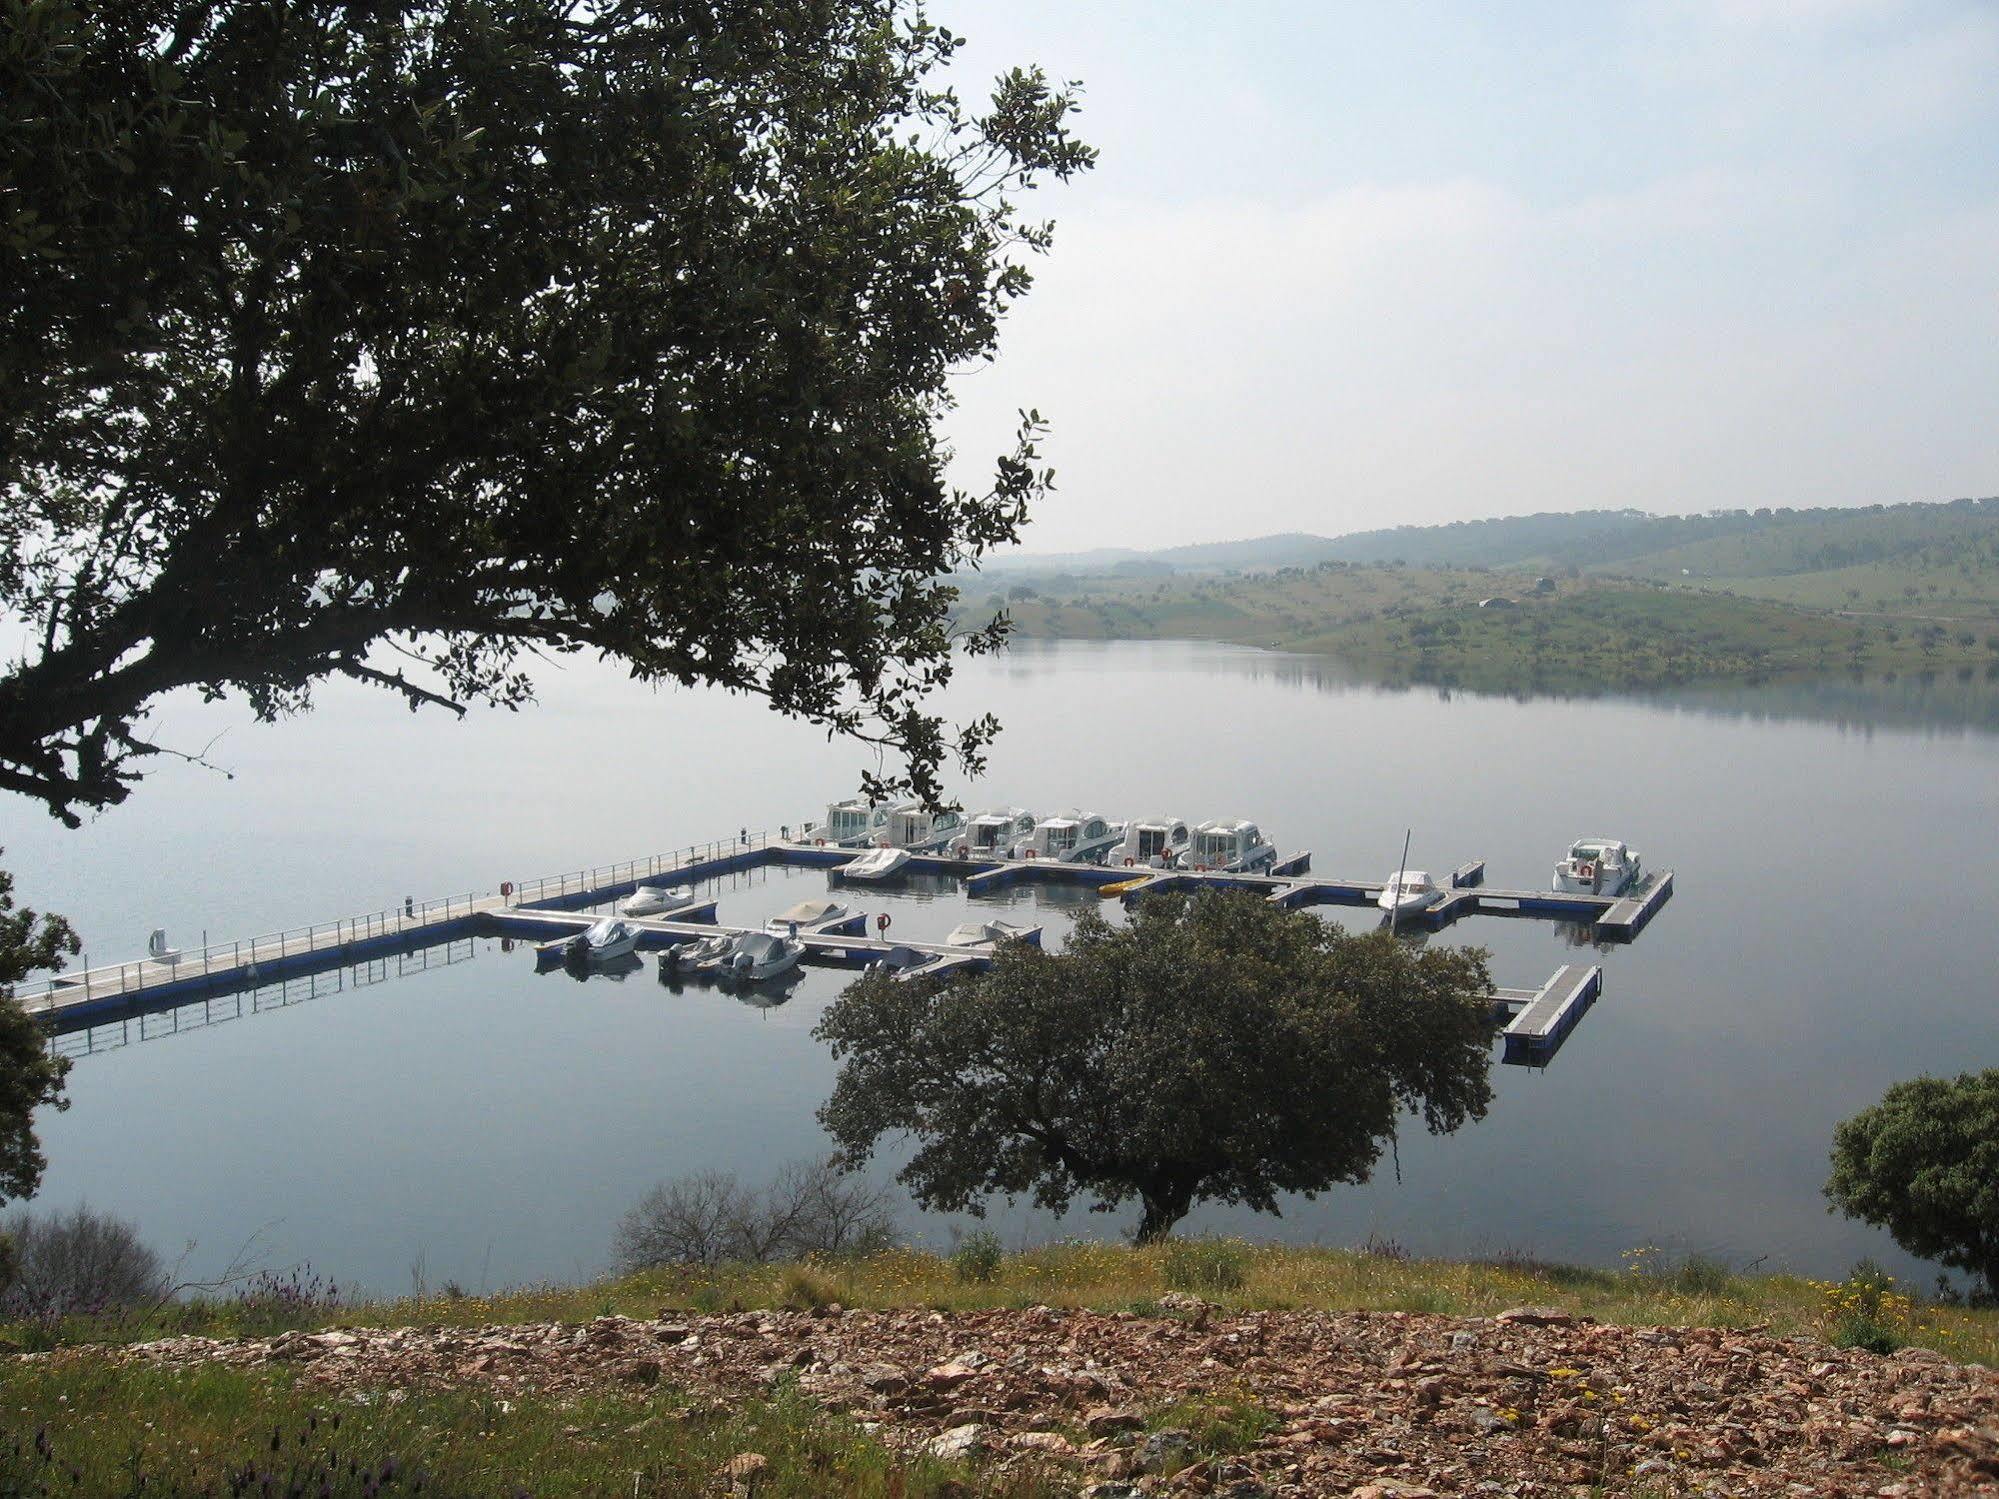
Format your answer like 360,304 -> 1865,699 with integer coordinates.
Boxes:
815,837 -> 825,847
1023,848 -> 1038,860
1123,856 -> 1135,867
955,842 -> 969,858
1195,863 -> 1209,872
500,881 -> 513,897
1579,862 -> 1597,880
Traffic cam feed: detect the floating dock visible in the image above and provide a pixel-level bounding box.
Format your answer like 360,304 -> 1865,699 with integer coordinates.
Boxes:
1491,964 -> 1603,1066
17,830 -> 1668,1056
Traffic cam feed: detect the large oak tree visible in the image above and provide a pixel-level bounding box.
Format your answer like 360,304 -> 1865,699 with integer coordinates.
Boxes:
1,0 -> 1093,825
816,892 -> 1497,1242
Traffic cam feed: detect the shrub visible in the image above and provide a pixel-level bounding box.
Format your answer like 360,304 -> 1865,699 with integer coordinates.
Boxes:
1673,1254 -> 1734,1297
776,1264 -> 844,1310
614,1160 -> 897,1271
0,1205 -> 166,1320
1161,1238 -> 1249,1294
950,1230 -> 1004,1285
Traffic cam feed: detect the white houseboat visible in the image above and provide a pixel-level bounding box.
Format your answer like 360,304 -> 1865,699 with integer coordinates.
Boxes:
1114,816 -> 1190,869
1552,837 -> 1642,897
1180,819 -> 1277,873
1017,811 -> 1126,864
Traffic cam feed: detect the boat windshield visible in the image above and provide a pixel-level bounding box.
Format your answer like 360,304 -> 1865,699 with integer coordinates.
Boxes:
830,809 -> 867,835
1047,826 -> 1078,851
1193,834 -> 1233,860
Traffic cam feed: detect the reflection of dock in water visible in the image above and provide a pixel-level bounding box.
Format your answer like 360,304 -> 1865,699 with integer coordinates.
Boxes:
23,831 -> 1667,1069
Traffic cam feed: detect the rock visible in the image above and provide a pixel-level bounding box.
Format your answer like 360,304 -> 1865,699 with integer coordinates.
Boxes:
926,1423 -> 989,1462
1085,1405 -> 1146,1436
1467,1406 -> 1510,1434
1349,1484 -> 1438,1498
860,1363 -> 907,1393
1493,1307 -> 1576,1328
655,1322 -> 693,1342
1007,1431 -> 1076,1454
717,1452 -> 767,1493
1157,1291 -> 1212,1313
1080,1486 -> 1143,1499
613,1356 -> 661,1385
1136,1427 -> 1194,1472
925,1360 -> 981,1390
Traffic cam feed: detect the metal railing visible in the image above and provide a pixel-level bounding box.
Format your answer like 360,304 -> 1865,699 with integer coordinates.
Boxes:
507,831 -> 770,906
13,830 -> 776,1016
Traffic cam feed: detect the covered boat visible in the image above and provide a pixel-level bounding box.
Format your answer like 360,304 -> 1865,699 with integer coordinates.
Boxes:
620,884 -> 697,918
812,798 -> 890,848
1552,838 -> 1642,896
1376,869 -> 1445,919
885,803 -> 966,850
961,807 -> 1037,859
712,930 -> 804,983
765,899 -> 851,934
1017,811 -> 1125,865
943,919 -> 1036,948
565,917 -> 642,963
668,933 -> 735,971
839,846 -> 911,881
1114,816 -> 1190,869
1180,819 -> 1277,873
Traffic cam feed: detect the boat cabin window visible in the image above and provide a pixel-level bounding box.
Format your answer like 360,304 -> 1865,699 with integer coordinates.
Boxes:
1048,826 -> 1078,851
1136,828 -> 1167,857
831,808 -> 868,836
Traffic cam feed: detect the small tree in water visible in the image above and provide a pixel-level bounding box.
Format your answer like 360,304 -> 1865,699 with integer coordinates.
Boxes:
815,892 -> 1496,1242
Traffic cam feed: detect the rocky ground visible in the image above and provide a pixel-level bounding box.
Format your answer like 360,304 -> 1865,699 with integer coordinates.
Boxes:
88,1300 -> 1999,1496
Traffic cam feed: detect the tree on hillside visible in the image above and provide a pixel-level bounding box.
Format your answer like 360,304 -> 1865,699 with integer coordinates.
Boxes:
1,0 -> 1093,827
815,892 -> 1496,1241
1827,1071 -> 1999,1299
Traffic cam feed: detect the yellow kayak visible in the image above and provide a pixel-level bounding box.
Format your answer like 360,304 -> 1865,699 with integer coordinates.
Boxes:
1099,875 -> 1152,897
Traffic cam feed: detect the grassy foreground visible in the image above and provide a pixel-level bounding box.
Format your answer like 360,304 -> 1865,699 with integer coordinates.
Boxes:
7,1242 -> 1995,1495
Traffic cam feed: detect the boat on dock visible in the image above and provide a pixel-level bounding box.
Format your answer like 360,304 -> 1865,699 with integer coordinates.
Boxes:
1017,811 -> 1125,865
1552,838 -> 1642,896
709,930 -> 804,984
668,933 -> 735,971
765,899 -> 851,934
839,846 -> 911,881
1376,869 -> 1445,919
961,807 -> 1037,859
619,884 -> 697,918
943,919 -> 1036,948
885,803 -> 966,850
1114,816 -> 1190,869
547,917 -> 642,965
1180,819 -> 1277,873
811,798 -> 891,848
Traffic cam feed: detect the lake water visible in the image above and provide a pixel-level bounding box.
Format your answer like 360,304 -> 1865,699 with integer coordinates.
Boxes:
7,641 -> 1998,1296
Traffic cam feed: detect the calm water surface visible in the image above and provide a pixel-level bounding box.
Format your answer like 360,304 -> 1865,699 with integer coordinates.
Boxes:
7,642 -> 1998,1294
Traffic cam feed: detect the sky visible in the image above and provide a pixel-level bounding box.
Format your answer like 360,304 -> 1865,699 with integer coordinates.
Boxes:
934,0 -> 1999,553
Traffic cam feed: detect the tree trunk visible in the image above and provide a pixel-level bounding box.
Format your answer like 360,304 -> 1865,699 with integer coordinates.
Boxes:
1134,1181 -> 1196,1243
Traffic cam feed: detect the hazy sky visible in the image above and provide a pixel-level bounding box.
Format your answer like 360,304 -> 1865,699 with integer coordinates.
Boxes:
936,0 -> 1999,553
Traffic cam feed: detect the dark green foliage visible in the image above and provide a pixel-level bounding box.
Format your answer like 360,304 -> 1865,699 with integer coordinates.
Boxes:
1827,1071 -> 1999,1297
815,892 -> 1495,1242
0,1 -> 1092,822
1672,1253 -> 1734,1297
0,859 -> 74,1229
950,1229 -> 1003,1284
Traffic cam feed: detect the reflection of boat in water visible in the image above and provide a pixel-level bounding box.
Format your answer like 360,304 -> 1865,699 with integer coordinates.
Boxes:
1553,838 -> 1642,896
620,884 -> 697,917
564,950 -> 643,982
731,967 -> 807,1009
1376,869 -> 1444,920
838,846 -> 911,882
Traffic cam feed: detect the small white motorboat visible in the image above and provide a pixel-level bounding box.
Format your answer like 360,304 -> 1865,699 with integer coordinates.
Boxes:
1114,816 -> 1190,869
620,884 -> 696,918
1376,869 -> 1445,919
670,933 -> 736,971
565,917 -> 642,964
765,898 -> 851,934
840,846 -> 912,881
1016,811 -> 1126,865
943,919 -> 1036,948
810,797 -> 891,848
711,930 -> 804,983
885,803 -> 966,850
1179,819 -> 1277,873
1552,838 -> 1642,896
960,807 -> 1037,859
864,943 -> 930,975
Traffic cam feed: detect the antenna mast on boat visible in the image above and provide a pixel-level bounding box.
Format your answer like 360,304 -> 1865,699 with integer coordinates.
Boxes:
1389,826 -> 1412,937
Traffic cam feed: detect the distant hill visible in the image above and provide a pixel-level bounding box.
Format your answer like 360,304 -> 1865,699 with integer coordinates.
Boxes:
981,498 -> 1999,580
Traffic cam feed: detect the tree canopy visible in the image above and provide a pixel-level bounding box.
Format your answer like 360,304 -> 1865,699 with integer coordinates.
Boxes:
1827,1071 -> 1999,1298
815,892 -> 1496,1241
0,0 -> 1093,824
0,859 -> 73,1200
